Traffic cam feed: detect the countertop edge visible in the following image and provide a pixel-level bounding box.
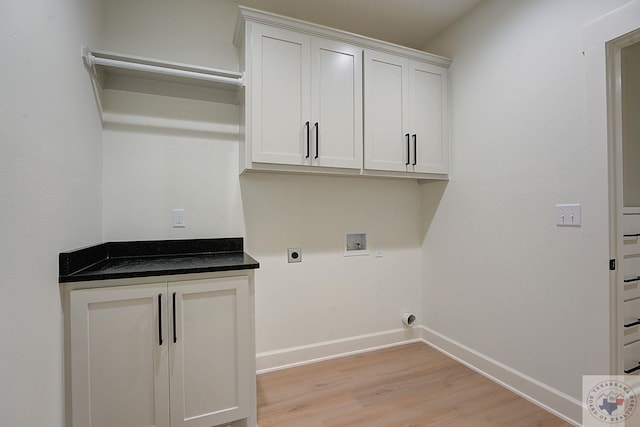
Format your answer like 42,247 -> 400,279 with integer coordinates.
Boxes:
59,260 -> 260,283
59,238 -> 259,283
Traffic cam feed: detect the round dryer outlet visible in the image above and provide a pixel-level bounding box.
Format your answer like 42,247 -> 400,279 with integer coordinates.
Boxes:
287,248 -> 302,263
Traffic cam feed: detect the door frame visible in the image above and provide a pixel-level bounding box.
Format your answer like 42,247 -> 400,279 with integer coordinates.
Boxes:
610,28 -> 640,375
583,0 -> 640,375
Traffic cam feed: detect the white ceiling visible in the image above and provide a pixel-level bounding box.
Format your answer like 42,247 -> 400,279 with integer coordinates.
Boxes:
234,0 -> 483,49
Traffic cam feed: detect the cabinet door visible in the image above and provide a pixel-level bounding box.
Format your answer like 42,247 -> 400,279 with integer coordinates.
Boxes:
250,24 -> 311,165
70,284 -> 170,427
410,61 -> 449,174
364,50 -> 410,172
169,276 -> 250,427
311,39 -> 362,169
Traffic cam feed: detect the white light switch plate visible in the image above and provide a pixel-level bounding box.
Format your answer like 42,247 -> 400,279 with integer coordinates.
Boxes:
556,204 -> 581,226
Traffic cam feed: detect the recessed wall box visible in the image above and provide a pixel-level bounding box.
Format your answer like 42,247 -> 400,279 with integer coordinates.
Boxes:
344,232 -> 369,256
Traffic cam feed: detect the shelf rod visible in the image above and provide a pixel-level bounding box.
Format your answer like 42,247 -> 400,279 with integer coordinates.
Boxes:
85,52 -> 244,86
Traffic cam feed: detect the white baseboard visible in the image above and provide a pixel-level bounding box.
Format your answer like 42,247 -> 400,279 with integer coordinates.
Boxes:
417,326 -> 582,426
256,327 -> 421,374
255,325 -> 582,426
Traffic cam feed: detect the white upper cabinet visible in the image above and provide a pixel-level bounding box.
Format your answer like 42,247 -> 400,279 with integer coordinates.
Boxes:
363,50 -> 410,172
311,38 -> 363,169
246,23 -> 362,171
409,61 -> 449,174
364,50 -> 448,175
236,7 -> 450,180
249,25 -> 311,165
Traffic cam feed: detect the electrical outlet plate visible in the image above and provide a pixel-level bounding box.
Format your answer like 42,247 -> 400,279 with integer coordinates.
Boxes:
556,204 -> 581,226
172,209 -> 186,228
288,248 -> 302,263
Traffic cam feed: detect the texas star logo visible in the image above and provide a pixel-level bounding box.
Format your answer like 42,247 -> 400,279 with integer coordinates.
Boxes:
588,380 -> 637,423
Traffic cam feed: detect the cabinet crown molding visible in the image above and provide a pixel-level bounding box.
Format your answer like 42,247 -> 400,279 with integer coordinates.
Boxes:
234,6 -> 452,68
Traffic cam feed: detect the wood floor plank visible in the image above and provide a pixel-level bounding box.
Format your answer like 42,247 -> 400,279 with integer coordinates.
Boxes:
257,343 -> 572,427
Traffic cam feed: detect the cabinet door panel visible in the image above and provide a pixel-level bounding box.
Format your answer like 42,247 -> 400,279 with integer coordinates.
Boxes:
70,284 -> 169,427
170,276 -> 250,427
364,50 -> 409,172
312,39 -> 362,169
410,62 -> 448,174
250,24 -> 311,165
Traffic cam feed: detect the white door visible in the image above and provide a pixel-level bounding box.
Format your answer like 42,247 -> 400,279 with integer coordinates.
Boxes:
311,38 -> 362,169
70,284 -> 170,427
364,50 -> 410,172
250,24 -> 311,165
169,276 -> 250,427
409,61 -> 449,174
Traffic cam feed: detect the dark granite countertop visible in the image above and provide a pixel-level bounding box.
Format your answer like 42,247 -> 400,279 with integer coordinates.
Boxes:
59,238 -> 259,283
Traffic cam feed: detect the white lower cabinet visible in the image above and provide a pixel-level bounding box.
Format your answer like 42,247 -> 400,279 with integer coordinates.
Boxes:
69,276 -> 251,427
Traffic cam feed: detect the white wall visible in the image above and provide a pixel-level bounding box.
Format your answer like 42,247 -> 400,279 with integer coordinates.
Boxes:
420,0 -> 629,405
0,0 -> 104,425
101,92 -> 244,241
100,0 -> 239,70
100,0 -> 423,364
100,0 -> 244,241
241,174 -> 422,357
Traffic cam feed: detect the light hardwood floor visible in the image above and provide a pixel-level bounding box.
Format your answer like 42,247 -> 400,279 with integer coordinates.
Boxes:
256,342 -> 572,426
